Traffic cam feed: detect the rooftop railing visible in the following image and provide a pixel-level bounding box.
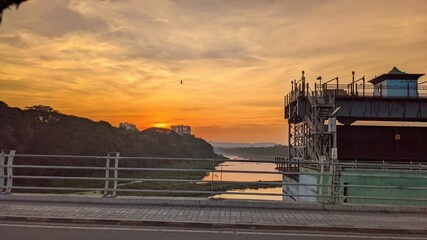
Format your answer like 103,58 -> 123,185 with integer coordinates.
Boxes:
285,81 -> 427,107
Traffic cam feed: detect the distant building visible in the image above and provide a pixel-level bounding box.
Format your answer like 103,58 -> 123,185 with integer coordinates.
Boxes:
369,67 -> 424,97
171,125 -> 191,135
119,122 -> 137,131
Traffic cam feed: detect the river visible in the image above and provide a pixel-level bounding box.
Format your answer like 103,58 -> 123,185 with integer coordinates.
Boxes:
203,155 -> 283,200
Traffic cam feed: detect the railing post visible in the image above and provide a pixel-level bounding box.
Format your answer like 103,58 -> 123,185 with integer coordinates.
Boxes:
301,70 -> 306,96
355,83 -> 358,96
0,151 -> 5,193
210,157 -> 216,197
112,152 -> 120,197
336,77 -> 339,96
104,153 -> 111,196
328,161 -> 340,204
219,157 -> 224,197
336,163 -> 342,203
319,156 -> 325,202
6,150 -> 16,194
351,71 -> 355,96
328,160 -> 333,203
362,76 -> 365,97
306,82 -> 309,96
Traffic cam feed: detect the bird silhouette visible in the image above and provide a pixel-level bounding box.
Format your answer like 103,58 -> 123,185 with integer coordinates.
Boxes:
180,80 -> 183,84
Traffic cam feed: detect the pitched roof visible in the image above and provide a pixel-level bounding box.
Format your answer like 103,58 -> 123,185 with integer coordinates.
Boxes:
388,66 -> 404,74
368,67 -> 424,84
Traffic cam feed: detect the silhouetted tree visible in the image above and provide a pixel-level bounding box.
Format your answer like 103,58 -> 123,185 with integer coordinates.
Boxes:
1,101 -> 218,158
25,105 -> 59,113
1,101 -> 222,189
0,0 -> 27,24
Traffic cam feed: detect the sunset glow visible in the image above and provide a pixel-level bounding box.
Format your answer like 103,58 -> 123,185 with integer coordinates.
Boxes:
0,0 -> 426,143
152,123 -> 171,129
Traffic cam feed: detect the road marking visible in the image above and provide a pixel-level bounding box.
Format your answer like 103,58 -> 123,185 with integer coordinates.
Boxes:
0,223 -> 425,239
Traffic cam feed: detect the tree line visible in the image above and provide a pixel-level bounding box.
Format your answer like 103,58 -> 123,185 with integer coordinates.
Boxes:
0,101 -> 222,191
0,101 -> 217,158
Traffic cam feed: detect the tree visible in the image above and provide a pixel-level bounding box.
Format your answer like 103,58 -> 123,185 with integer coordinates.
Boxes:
25,105 -> 59,113
0,0 -> 27,25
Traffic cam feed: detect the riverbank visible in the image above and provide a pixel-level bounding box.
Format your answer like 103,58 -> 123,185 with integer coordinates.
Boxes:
112,155 -> 282,198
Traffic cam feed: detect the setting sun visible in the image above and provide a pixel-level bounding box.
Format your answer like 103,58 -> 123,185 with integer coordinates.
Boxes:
152,123 -> 170,129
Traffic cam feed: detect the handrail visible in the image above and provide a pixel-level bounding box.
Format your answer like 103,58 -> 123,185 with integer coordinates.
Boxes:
1,151 -> 426,205
322,77 -> 339,95
285,81 -> 427,101
347,76 -> 366,97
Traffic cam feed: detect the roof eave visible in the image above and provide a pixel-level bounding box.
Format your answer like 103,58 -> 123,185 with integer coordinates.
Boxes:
368,73 -> 425,84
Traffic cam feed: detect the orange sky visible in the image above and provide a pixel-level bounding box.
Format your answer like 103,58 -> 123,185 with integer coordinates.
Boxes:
0,0 -> 426,144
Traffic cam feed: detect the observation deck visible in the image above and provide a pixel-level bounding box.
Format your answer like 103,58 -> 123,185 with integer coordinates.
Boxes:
284,68 -> 427,163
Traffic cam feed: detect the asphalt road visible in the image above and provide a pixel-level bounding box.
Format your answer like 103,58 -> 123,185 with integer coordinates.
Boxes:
0,222 -> 425,240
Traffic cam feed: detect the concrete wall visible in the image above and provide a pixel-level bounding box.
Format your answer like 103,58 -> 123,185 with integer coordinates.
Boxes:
341,169 -> 427,206
282,166 -> 427,206
282,167 -> 323,202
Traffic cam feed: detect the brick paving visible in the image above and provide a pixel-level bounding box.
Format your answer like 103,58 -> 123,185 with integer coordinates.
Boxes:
0,200 -> 426,231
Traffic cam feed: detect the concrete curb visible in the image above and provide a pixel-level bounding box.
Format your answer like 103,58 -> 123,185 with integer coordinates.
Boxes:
0,214 -> 426,236
1,193 -> 426,213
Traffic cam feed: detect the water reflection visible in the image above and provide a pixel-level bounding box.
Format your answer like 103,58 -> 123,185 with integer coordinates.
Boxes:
211,187 -> 282,201
204,155 -> 283,200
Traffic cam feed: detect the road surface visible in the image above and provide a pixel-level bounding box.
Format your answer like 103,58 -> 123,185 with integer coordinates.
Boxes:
0,222 -> 425,240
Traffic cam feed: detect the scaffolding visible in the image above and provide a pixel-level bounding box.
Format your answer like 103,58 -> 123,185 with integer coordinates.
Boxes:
282,70 -> 427,204
284,70 -> 427,164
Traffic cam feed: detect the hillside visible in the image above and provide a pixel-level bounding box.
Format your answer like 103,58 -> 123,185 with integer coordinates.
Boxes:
0,101 -> 282,196
0,101 -> 217,158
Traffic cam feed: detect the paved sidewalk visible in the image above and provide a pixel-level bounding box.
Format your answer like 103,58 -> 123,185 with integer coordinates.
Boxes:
0,199 -> 426,235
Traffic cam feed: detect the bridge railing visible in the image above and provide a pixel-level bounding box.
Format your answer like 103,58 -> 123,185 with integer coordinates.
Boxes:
1,151 -> 427,205
0,150 -> 305,200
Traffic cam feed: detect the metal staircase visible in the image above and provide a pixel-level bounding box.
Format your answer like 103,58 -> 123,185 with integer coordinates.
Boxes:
305,95 -> 334,162
288,91 -> 335,164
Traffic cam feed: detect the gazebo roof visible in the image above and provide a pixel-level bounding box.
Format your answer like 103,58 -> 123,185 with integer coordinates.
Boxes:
368,67 -> 424,84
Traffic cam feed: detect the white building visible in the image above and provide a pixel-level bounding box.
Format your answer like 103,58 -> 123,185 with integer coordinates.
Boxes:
171,125 -> 191,135
119,122 -> 137,131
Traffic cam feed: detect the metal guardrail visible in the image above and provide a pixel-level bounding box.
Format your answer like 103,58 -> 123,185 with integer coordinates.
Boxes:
1,151 -> 427,205
284,82 -> 427,108
0,151 -> 292,199
322,83 -> 427,98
